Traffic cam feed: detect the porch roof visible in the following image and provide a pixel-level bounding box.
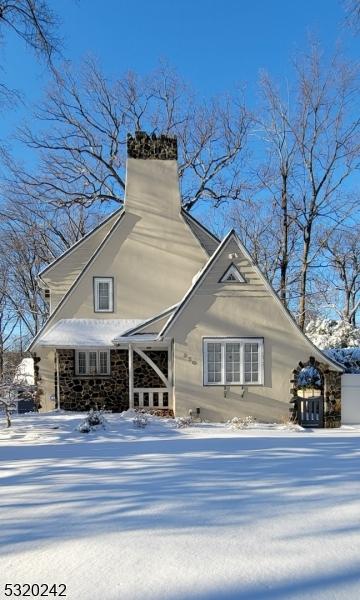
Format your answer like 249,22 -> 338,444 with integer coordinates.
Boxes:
38,318 -> 147,348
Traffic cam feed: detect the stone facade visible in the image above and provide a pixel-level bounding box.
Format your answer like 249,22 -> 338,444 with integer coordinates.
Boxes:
133,350 -> 168,388
57,348 -> 169,412
57,349 -> 129,412
127,131 -> 177,160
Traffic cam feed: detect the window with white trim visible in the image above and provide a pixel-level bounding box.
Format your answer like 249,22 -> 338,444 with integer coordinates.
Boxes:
94,277 -> 113,312
203,338 -> 263,385
75,350 -> 110,375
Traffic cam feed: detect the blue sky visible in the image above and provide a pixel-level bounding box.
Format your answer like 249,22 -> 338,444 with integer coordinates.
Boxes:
0,0 -> 358,168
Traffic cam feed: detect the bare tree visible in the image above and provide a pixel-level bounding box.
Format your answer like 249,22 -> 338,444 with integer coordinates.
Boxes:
227,42 -> 360,326
229,198 -> 286,287
344,0 -> 360,33
318,226 -> 360,325
0,198 -> 100,340
0,0 -> 60,64
251,72 -> 299,306
0,225 -> 48,337
11,60 -> 251,211
0,263 -> 18,381
0,0 -> 61,111
289,44 -> 360,329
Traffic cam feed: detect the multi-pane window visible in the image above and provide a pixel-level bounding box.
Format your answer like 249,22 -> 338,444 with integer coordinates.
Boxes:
75,350 -> 110,375
94,277 -> 113,312
78,351 -> 87,375
226,343 -> 241,383
89,351 -> 97,374
244,343 -> 259,383
99,351 -> 109,375
206,342 -> 222,383
204,338 -> 263,385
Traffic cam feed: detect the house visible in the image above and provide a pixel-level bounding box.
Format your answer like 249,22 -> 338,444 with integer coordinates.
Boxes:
29,132 -> 343,426
12,357 -> 36,414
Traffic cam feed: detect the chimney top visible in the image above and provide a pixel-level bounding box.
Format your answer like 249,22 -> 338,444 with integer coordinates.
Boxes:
127,131 -> 178,160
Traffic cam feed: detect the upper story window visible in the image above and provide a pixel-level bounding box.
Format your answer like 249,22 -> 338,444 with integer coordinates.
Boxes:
203,338 -> 264,386
94,277 -> 114,312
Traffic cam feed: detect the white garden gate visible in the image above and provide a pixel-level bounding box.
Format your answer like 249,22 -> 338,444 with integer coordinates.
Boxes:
341,374 -> 360,424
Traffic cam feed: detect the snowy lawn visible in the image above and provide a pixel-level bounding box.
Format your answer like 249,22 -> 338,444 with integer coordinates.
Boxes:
1,412 -> 360,600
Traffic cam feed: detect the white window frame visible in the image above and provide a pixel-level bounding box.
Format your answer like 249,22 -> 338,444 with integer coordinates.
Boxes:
75,349 -> 111,376
94,277 -> 114,313
203,338 -> 264,386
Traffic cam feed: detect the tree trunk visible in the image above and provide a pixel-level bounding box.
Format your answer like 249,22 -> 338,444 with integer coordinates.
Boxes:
279,174 -> 289,305
0,348 -> 3,383
343,289 -> 351,323
5,405 -> 11,428
298,227 -> 311,331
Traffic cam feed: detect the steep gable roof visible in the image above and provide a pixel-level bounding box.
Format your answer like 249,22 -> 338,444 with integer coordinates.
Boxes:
39,207 -> 123,281
180,209 -> 219,256
37,204 -> 217,288
159,230 -> 343,372
28,210 -> 126,351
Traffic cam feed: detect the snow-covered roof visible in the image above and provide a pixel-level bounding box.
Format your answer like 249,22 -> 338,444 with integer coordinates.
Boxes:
38,319 -> 146,347
113,304 -> 178,339
13,358 -> 34,385
113,334 -> 159,344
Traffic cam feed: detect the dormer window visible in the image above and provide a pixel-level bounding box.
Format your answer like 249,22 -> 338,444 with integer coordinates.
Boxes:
94,277 -> 114,312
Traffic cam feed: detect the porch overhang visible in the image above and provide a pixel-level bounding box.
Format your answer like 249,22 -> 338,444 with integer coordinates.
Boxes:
34,318 -> 148,349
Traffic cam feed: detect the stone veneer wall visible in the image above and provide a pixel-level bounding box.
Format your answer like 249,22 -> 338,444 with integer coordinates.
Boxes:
133,350 -> 168,388
58,349 -> 129,412
57,349 -> 169,412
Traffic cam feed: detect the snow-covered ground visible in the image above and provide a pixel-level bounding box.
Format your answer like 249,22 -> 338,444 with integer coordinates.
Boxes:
1,412 -> 360,600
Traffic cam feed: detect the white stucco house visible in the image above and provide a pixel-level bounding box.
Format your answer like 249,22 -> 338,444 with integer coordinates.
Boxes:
29,132 -> 343,426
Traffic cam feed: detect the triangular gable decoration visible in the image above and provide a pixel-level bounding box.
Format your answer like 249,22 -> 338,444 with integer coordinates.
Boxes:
219,264 -> 246,284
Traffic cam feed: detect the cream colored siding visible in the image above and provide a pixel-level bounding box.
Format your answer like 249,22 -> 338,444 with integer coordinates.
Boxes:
171,238 -> 338,422
44,160 -> 208,321
41,211 -> 121,313
32,159 -> 210,406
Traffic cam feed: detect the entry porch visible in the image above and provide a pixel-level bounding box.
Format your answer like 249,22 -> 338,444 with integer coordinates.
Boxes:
54,340 -> 173,413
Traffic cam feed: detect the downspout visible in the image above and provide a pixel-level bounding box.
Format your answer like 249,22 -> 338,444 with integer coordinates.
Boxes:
129,344 -> 134,409
56,350 -> 61,411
